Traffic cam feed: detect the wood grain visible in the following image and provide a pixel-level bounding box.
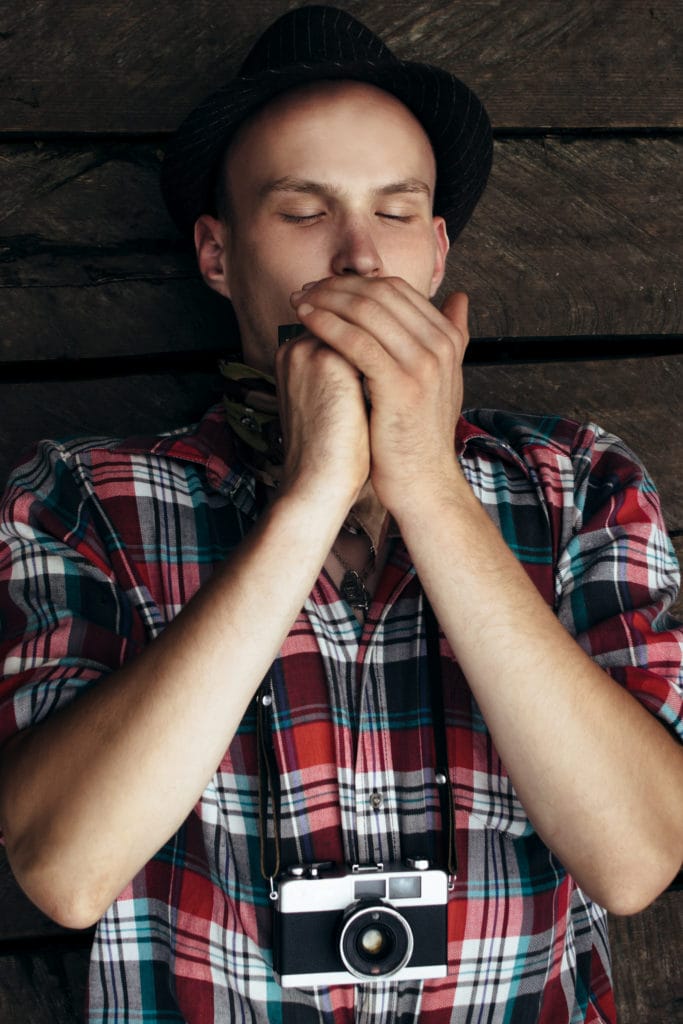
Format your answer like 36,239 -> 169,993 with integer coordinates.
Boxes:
465,355 -> 683,532
1,356 -> 680,519
0,946 -> 89,1024
0,1 -> 681,132
0,372 -> 219,489
0,137 -> 681,359
609,893 -> 683,1024
0,358 -> 680,623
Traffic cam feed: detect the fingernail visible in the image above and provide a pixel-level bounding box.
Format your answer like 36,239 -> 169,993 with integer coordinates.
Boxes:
297,302 -> 314,317
291,281 -> 318,303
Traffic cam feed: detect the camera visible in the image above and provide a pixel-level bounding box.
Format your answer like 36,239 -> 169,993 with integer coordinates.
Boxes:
272,859 -> 448,987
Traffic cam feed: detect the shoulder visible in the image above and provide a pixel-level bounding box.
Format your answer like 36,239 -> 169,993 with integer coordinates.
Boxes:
2,404 -> 239,507
460,408 -> 651,487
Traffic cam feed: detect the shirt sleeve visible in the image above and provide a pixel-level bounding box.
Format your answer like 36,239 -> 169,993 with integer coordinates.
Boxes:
0,439 -> 142,751
554,422 -> 683,741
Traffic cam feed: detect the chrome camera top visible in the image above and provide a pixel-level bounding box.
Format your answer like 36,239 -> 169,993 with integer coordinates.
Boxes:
272,859 -> 449,988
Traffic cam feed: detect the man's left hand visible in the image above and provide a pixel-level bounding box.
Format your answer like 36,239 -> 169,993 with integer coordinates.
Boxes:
290,275 -> 469,516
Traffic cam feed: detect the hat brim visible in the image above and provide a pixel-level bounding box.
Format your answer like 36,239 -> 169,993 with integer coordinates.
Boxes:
161,58 -> 492,242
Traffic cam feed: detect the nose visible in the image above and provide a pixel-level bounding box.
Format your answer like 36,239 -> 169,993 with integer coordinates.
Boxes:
330,217 -> 383,277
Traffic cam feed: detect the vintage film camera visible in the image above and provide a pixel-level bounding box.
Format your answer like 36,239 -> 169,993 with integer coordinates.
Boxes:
272,859 -> 448,987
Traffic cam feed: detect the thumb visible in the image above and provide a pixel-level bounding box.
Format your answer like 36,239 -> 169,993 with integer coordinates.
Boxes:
440,291 -> 470,351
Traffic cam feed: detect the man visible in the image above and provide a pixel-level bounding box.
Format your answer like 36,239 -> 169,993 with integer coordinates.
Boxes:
0,6 -> 681,1022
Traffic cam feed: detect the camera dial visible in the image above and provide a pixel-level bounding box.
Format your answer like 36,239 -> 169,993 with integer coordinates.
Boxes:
338,900 -> 414,979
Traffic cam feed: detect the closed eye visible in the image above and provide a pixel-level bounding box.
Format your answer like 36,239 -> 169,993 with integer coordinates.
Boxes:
377,212 -> 414,222
280,212 -> 325,224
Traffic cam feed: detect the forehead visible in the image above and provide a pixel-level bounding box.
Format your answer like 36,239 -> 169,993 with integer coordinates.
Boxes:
223,80 -> 437,195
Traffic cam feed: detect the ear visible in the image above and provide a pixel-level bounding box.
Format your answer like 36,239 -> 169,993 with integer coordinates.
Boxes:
428,216 -> 450,298
194,215 -> 232,298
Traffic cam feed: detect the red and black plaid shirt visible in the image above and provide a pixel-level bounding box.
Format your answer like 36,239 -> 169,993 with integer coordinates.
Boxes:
1,405 -> 681,1023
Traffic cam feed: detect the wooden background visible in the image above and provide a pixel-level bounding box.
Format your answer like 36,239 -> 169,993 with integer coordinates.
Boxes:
0,1 -> 681,1021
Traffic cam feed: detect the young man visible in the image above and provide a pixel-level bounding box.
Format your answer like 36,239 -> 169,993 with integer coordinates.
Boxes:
0,6 -> 681,1022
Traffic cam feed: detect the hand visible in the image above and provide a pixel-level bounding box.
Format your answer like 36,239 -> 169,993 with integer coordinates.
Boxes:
290,276 -> 469,516
275,327 -> 370,510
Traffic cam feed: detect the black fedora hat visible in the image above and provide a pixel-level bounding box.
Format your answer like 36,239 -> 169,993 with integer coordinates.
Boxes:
161,5 -> 493,241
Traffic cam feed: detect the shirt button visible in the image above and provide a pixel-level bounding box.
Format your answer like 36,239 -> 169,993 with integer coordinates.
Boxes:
370,791 -> 383,810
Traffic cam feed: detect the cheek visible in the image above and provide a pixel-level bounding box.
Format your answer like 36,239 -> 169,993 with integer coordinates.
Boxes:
388,235 -> 440,293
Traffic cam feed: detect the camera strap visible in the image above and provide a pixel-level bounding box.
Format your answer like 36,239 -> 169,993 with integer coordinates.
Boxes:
255,594 -> 458,895
256,681 -> 281,891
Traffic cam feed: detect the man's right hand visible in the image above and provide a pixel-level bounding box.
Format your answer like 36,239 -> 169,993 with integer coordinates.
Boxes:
275,329 -> 370,511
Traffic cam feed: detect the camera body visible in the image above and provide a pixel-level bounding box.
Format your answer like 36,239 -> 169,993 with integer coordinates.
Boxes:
272,860 -> 448,987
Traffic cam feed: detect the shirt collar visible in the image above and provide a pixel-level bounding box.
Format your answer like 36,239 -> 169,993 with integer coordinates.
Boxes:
115,403 -> 532,516
457,409 -> 537,478
115,403 -> 259,514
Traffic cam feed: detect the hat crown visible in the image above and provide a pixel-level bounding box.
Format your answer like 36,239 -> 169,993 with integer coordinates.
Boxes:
240,5 -> 394,76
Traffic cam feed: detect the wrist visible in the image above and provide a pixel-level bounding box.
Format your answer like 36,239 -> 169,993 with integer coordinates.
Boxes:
276,470 -> 366,527
382,460 -> 475,532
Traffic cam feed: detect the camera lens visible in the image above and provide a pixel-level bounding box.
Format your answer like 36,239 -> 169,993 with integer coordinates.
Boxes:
339,902 -> 413,979
358,925 -> 391,957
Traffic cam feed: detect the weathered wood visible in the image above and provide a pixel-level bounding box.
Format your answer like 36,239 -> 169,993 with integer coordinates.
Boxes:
0,946 -> 89,1024
0,1 -> 681,133
609,893 -> 683,1024
1,354 -> 681,526
671,536 -> 683,618
0,371 -> 219,489
0,137 -> 681,359
465,354 -> 683,532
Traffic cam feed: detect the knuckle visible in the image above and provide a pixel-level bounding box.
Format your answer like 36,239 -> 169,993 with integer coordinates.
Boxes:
371,277 -> 398,303
354,294 -> 380,322
419,347 -> 441,378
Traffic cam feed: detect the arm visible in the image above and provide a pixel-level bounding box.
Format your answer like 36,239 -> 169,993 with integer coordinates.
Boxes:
291,275 -> 683,914
0,337 -> 369,929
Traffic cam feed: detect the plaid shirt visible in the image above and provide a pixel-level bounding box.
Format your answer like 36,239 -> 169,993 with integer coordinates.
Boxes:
1,404 -> 681,1024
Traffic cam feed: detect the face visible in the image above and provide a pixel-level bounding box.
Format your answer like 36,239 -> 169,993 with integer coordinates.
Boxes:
195,80 -> 450,371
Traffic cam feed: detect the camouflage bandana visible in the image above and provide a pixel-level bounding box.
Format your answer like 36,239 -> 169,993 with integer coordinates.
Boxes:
220,361 -> 284,489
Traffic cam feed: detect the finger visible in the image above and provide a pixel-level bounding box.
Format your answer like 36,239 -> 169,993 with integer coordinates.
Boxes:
440,291 -> 470,350
291,277 -> 459,373
293,275 -> 446,342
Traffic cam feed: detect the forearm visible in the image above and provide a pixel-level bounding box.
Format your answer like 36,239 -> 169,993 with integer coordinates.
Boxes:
0,484 -> 348,928
394,474 -> 683,914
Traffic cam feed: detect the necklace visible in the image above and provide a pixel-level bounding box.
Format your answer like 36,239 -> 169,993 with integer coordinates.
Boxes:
331,541 -> 375,613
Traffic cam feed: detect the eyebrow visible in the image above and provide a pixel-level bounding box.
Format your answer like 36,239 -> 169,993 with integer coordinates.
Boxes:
260,176 -> 432,200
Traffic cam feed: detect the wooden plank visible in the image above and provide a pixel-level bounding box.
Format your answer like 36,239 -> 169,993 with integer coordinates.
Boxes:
672,536 -> 683,622
467,355 -> 683,621
0,372 -> 219,490
456,136 -> 683,340
464,354 -> 683,532
0,354 -> 680,526
1,358 -> 680,616
0,946 -> 89,1024
0,1 -> 681,132
609,892 -> 683,1024
0,137 -> 681,359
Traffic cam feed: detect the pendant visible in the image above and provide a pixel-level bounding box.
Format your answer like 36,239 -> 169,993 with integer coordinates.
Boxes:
340,570 -> 370,612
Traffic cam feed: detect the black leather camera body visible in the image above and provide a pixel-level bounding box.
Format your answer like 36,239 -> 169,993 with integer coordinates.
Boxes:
272,859 -> 448,987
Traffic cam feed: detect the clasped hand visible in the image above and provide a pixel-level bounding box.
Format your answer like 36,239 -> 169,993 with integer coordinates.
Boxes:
276,275 -> 469,517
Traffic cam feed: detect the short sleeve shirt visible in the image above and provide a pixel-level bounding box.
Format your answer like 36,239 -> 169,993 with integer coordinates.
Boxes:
1,405 -> 681,1024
